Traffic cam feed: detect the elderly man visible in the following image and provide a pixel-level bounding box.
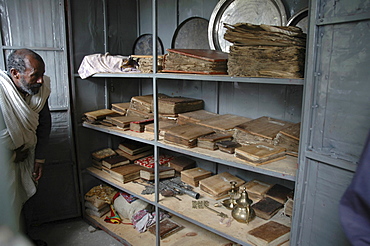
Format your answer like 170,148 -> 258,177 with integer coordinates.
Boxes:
0,49 -> 51,236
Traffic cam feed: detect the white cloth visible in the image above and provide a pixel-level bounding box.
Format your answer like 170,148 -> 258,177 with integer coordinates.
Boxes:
0,70 -> 50,231
78,53 -> 140,79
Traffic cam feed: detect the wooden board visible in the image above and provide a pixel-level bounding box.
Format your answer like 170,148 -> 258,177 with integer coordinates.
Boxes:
197,114 -> 252,131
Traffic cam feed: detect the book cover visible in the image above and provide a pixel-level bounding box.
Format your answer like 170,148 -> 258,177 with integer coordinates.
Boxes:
248,221 -> 290,246
115,148 -> 153,161
148,218 -> 184,239
102,155 -> 130,169
197,114 -> 252,131
129,118 -> 154,132
180,167 -> 212,187
109,164 -> 147,183
139,166 -> 175,181
199,172 -> 245,199
177,109 -> 219,125
252,197 -> 284,220
111,102 -> 130,115
164,123 -> 214,148
91,148 -> 117,161
169,155 -> 196,173
265,184 -> 293,204
118,140 -> 152,155
158,97 -> 204,114
234,143 -> 286,164
197,132 -> 233,150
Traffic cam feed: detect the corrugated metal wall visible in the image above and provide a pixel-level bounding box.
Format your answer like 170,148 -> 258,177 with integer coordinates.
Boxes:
0,0 -> 80,224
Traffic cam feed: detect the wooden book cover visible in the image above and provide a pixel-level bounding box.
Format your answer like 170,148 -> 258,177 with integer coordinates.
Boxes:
275,122 -> 301,157
216,140 -> 241,154
84,109 -> 117,120
139,166 -> 175,181
109,164 -> 146,183
130,93 -> 169,113
148,218 -> 184,239
130,118 -> 154,132
177,109 -> 219,125
91,148 -> 117,161
235,116 -> 294,144
164,123 -> 214,148
252,197 -> 284,220
242,179 -> 273,202
248,221 -> 290,246
265,184 -> 293,204
111,102 -> 130,115
126,108 -> 154,119
107,115 -> 145,129
181,167 -> 212,187
169,155 -> 196,172
115,148 -> 153,162
234,143 -> 286,164
118,140 -> 152,156
158,97 -> 204,114
198,132 -> 233,150
102,155 -> 130,169
144,120 -> 177,136
199,172 -> 245,199
197,114 -> 252,131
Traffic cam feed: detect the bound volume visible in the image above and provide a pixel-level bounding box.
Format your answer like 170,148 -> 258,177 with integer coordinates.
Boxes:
199,172 -> 245,199
158,96 -> 204,114
234,143 -> 286,165
162,49 -> 228,75
248,221 -> 290,246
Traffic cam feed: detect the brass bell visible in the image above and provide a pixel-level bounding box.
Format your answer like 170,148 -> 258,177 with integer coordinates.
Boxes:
231,186 -> 255,223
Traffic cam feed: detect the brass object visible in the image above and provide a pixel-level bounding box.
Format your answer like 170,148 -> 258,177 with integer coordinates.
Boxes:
231,186 -> 256,223
222,181 -> 239,210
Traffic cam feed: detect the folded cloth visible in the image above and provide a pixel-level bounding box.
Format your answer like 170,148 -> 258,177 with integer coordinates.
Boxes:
78,53 -> 140,79
131,210 -> 169,233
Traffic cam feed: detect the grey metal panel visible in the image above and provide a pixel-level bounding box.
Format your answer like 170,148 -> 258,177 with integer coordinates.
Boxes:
320,0 -> 370,18
178,0 -> 219,22
310,20 -> 370,163
0,0 -> 69,109
299,160 -> 352,245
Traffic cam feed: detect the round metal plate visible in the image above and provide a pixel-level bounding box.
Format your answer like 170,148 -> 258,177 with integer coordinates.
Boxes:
132,34 -> 164,55
172,17 -> 210,49
287,8 -> 309,34
208,0 -> 287,52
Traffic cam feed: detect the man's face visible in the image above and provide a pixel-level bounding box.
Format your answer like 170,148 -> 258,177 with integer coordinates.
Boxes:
15,56 -> 45,95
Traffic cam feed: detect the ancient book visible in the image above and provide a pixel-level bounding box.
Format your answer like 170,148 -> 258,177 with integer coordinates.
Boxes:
130,93 -> 169,113
111,102 -> 130,115
252,197 -> 284,220
242,179 -> 273,202
274,122 -> 301,157
148,218 -> 184,239
284,191 -> 294,217
131,55 -> 164,73
162,49 -> 228,75
109,164 -> 147,183
215,140 -> 241,154
91,148 -> 117,161
126,108 -> 154,119
85,201 -> 110,217
107,115 -> 145,129
197,114 -> 252,132
199,172 -> 245,199
197,132 -> 233,150
181,167 -> 212,187
164,123 -> 214,148
139,166 -> 175,181
168,155 -> 196,173
177,110 -> 219,125
102,155 -> 130,169
115,148 -> 153,162
248,221 -> 290,246
224,23 -> 306,79
158,97 -> 204,114
234,143 -> 286,166
118,140 -> 152,155
144,120 -> 177,136
234,116 -> 294,145
84,109 -> 118,121
265,184 -> 293,204
130,118 -> 154,132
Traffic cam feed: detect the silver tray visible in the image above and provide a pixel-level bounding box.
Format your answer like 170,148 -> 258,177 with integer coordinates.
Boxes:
171,17 -> 210,49
208,0 -> 287,52
287,8 -> 308,34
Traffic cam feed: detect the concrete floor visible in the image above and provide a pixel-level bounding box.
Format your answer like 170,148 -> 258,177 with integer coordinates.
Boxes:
28,217 -> 123,246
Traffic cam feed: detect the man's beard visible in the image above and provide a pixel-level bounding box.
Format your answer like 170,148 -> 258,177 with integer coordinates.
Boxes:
19,78 -> 41,95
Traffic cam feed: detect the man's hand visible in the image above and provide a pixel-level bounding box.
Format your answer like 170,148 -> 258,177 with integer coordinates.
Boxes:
32,161 -> 43,181
14,144 -> 28,162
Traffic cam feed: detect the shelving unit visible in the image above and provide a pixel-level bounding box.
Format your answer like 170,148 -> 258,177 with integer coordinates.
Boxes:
72,0 -> 306,245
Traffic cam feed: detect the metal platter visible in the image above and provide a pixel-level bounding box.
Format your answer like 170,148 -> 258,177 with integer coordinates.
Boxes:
208,0 -> 287,52
132,34 -> 164,55
171,17 -> 210,49
287,8 -> 309,34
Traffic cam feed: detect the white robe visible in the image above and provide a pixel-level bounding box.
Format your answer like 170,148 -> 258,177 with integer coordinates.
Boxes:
0,70 -> 50,231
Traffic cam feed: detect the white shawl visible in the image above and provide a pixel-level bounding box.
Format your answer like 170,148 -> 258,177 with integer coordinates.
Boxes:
0,70 -> 50,230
